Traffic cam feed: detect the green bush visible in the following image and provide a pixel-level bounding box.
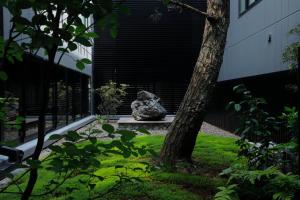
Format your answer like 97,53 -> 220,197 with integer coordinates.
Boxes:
215,164 -> 300,200
95,81 -> 128,118
227,84 -> 298,170
215,85 -> 300,200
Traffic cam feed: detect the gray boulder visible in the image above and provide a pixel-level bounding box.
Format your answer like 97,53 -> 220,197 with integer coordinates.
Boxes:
131,91 -> 167,121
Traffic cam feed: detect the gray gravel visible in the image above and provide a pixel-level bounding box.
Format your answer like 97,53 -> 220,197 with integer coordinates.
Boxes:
200,122 -> 239,138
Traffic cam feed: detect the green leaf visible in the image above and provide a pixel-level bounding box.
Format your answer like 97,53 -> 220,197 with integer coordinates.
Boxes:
81,58 -> 92,64
110,27 -> 118,39
49,134 -> 64,140
49,145 -> 63,153
116,129 -> 136,141
226,101 -> 235,111
74,37 -> 92,47
76,60 -> 85,70
83,32 -> 99,38
137,128 -> 151,135
65,131 -> 82,142
138,148 -> 147,155
234,104 -> 241,112
68,42 -> 77,51
102,123 -> 115,134
0,71 -> 8,81
233,84 -> 247,94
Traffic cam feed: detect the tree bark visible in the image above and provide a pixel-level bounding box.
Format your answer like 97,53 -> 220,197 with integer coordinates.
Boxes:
160,0 -> 230,164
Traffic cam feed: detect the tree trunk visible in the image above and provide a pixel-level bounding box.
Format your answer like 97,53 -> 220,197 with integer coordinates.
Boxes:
21,53 -> 54,200
160,0 -> 230,164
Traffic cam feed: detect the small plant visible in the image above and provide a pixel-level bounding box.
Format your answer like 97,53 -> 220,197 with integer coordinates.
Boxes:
227,85 -> 299,171
217,85 -> 300,200
95,80 -> 128,118
280,107 -> 298,139
214,184 -> 239,200
0,96 -> 24,143
214,164 -> 300,200
282,24 -> 300,69
227,84 -> 282,169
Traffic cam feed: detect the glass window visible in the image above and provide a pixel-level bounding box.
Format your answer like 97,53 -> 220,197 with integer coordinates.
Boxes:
239,0 -> 247,13
249,0 -> 256,5
239,0 -> 261,15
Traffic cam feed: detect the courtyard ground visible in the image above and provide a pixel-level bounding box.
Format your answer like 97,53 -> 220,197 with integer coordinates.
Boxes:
0,132 -> 239,200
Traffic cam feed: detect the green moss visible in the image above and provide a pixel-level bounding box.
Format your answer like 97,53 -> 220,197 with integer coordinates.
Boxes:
0,133 -> 238,200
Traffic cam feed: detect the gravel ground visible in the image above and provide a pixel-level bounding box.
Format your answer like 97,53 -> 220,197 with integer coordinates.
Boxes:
200,122 -> 239,138
76,120 -> 239,138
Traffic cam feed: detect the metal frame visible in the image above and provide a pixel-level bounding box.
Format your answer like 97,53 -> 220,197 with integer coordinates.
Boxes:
239,0 -> 262,17
0,57 -> 91,145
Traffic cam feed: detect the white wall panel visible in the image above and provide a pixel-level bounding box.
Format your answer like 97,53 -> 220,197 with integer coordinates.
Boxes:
2,8 -> 92,76
219,0 -> 300,81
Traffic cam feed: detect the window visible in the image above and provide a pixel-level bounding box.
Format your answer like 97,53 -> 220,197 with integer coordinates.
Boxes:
0,60 -> 92,144
239,0 -> 261,15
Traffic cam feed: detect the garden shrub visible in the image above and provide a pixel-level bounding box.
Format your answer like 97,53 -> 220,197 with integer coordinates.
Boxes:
95,81 -> 128,119
215,85 -> 299,200
215,164 -> 300,200
226,84 -> 298,170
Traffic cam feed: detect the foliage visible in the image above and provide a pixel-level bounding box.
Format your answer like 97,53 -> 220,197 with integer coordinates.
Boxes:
0,97 -> 24,142
0,119 -> 154,199
0,0 -> 129,199
227,85 -> 299,171
227,84 -> 282,169
280,107 -> 298,139
95,80 -> 128,117
0,0 -> 113,69
0,97 -> 23,145
217,85 -> 300,200
215,184 -> 239,200
282,24 -> 300,69
215,164 -> 300,200
0,133 -> 238,200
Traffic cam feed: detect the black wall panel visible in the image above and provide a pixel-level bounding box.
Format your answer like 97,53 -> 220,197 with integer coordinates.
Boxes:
93,0 -> 207,114
0,7 -> 3,36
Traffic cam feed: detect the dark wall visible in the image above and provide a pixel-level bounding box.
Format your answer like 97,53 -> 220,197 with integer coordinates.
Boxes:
93,0 -> 207,114
0,7 -> 3,36
205,70 -> 298,142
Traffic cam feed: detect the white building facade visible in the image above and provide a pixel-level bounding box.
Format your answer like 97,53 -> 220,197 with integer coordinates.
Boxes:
219,0 -> 300,81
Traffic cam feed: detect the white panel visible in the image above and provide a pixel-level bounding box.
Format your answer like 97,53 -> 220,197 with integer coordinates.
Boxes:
2,7 -> 92,76
219,0 -> 300,81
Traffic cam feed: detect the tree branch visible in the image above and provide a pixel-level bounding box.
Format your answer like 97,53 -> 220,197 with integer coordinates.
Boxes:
0,169 -> 30,194
168,0 -> 217,21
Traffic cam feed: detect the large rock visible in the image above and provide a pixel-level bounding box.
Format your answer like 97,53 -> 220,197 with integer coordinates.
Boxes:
131,91 -> 167,121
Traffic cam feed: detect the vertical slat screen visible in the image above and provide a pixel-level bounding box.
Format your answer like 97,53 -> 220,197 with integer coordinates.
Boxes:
93,0 -> 207,114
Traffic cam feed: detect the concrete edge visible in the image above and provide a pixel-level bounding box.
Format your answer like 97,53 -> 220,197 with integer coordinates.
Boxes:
16,115 -> 96,159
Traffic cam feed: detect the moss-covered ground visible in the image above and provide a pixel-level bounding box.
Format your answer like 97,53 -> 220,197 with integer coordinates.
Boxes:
0,133 -> 239,200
